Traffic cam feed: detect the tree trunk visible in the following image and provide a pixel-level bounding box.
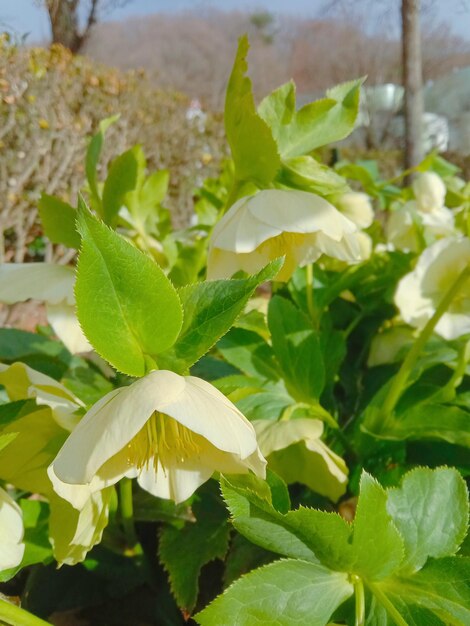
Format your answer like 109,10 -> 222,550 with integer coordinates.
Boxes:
402,0 -> 423,178
46,0 -> 98,54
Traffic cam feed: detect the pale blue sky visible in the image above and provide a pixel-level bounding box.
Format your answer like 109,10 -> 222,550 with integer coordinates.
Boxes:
3,0 -> 470,42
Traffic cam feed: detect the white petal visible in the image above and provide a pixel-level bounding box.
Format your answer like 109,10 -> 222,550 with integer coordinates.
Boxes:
46,303 -> 92,354
394,272 -> 434,329
137,461 -> 214,504
248,190 -> 357,240
253,418 -> 324,457
0,361 -> 83,431
0,487 -> 24,570
413,172 -> 446,213
336,192 -> 374,228
162,375 -> 261,458
0,263 -> 75,305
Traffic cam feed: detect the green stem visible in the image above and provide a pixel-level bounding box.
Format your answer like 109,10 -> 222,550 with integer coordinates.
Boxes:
0,600 -> 51,626
305,263 -> 317,325
367,583 -> 408,626
381,265 -> 470,420
119,478 -> 141,553
446,340 -> 470,392
353,576 -> 365,626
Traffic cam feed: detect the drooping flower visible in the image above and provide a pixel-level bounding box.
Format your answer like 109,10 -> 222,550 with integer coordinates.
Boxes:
50,370 -> 266,506
0,361 -> 83,431
412,172 -> 446,213
0,487 -> 24,571
335,191 -> 374,229
0,263 -> 90,354
386,173 -> 454,253
0,366 -> 110,565
207,190 -> 365,281
395,236 -> 470,340
253,418 -> 348,502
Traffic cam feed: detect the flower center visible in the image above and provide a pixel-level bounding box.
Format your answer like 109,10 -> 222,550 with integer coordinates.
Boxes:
127,412 -> 200,471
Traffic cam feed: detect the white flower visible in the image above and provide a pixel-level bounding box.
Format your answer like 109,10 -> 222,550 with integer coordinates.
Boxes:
395,237 -> 470,340
336,192 -> 374,229
50,370 -> 266,506
253,418 -> 348,502
412,172 -> 446,213
207,190 -> 364,281
0,263 -> 90,354
0,361 -> 83,431
0,487 -> 24,571
386,201 -> 455,253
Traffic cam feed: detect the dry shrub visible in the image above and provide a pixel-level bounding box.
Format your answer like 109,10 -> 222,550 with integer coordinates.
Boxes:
0,37 -> 226,262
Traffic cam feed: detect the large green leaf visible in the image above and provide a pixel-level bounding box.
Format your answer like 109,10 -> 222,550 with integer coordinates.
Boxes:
268,296 -> 325,402
220,475 -> 318,562
75,208 -> 183,376
195,558 -> 353,626
225,36 -> 280,185
258,78 -> 363,158
38,194 -> 81,249
387,468 -> 469,573
160,259 -> 282,372
351,473 -> 404,581
372,557 -> 470,626
158,486 -> 230,613
102,146 -> 145,224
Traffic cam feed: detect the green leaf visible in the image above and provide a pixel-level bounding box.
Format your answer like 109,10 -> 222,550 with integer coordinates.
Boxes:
284,507 -> 353,572
217,327 -> 279,381
225,36 -> 280,185
278,155 -> 349,195
158,486 -> 230,613
258,78 -> 364,157
0,431 -> 18,452
268,296 -> 325,402
75,208 -> 183,376
102,145 -> 145,224
130,169 -> 169,224
387,467 -> 469,573
38,194 -> 81,249
160,260 -> 282,371
86,115 -> 120,212
220,475 -> 317,562
351,472 -> 404,580
372,557 -> 470,626
0,328 -> 72,380
195,558 -> 353,626
381,403 -> 470,447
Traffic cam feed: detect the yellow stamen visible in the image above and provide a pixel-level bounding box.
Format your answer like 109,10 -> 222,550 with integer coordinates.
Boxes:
127,412 -> 200,471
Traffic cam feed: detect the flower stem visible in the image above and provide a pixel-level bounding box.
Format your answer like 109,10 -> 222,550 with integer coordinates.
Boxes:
353,576 -> 365,626
0,600 -> 51,626
305,263 -> 317,325
119,478 -> 141,554
381,265 -> 470,420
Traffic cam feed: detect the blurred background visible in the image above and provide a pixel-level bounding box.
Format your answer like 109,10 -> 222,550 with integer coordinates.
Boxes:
0,0 -> 469,259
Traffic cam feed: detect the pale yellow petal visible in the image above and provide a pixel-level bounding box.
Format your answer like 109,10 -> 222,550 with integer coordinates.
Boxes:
0,487 -> 24,570
46,303 -> 92,354
0,263 -> 75,305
